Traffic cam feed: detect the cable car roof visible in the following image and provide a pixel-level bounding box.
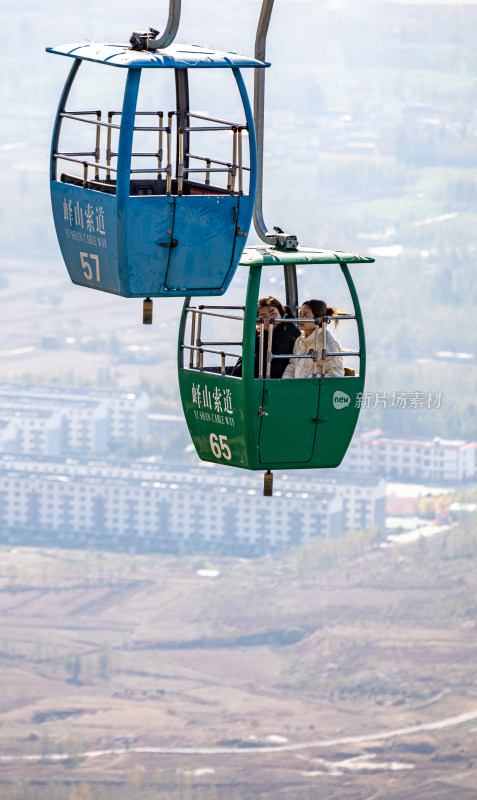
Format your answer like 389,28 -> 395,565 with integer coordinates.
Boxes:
239,246 -> 375,266
46,42 -> 270,70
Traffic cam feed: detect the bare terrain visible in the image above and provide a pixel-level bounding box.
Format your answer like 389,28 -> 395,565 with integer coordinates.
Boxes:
0,531 -> 476,799
0,255 -> 183,394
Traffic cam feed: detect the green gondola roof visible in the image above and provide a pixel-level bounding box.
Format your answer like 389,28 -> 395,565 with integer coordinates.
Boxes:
239,246 -> 374,266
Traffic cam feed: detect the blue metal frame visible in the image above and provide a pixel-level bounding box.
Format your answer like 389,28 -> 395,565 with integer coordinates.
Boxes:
50,58 -> 81,182
117,69 -> 140,297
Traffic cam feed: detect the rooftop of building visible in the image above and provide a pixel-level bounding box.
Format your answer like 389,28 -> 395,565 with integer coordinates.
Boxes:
0,407 -> 58,420
0,396 -> 105,411
354,429 -> 474,449
0,384 -> 146,402
0,467 -> 337,506
0,454 -> 385,495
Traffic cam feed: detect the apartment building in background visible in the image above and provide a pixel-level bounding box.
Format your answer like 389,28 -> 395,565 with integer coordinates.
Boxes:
0,385 -> 149,456
0,455 -> 385,555
341,429 -> 475,483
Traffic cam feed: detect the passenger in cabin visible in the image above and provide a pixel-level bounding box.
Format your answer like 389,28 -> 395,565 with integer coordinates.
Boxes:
233,295 -> 299,378
255,296 -> 300,378
282,299 -> 344,379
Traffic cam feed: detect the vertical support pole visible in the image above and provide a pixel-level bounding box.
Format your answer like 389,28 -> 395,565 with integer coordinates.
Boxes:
117,67 -> 141,296
196,312 -> 203,368
178,130 -> 184,195
178,296 -> 192,372
341,262 -> 366,380
175,68 -> 190,195
50,58 -> 81,182
230,128 -> 237,194
243,264 -> 262,468
283,263 -> 299,318
266,318 -> 275,379
258,318 -> 265,379
94,111 -> 101,180
238,128 -> 243,194
253,0 -> 275,243
166,112 -> 173,194
158,110 -> 163,179
189,309 -> 196,368
232,68 -> 256,204
106,111 -> 113,180
320,320 -> 326,377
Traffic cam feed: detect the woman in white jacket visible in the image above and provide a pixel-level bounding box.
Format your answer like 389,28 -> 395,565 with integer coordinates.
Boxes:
282,299 -> 344,379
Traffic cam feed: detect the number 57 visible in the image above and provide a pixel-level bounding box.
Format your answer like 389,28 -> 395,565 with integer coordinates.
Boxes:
210,433 -> 231,461
80,252 -> 100,282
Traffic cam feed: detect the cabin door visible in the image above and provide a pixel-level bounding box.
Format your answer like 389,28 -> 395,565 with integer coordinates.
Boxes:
164,195 -> 240,291
257,379 -> 320,465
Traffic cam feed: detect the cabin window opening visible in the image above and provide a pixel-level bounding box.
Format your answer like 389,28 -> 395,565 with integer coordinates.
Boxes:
53,64 -> 251,198
180,303 -> 244,377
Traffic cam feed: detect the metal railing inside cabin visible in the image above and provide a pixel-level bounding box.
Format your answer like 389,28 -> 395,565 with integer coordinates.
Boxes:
54,109 -> 249,196
55,110 -> 104,187
259,314 -> 360,379
108,110 -> 172,191
181,305 -> 245,375
178,112 -> 249,195
55,109 -> 172,192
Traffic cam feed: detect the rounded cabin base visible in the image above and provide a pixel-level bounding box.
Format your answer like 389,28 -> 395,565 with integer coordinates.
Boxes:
179,369 -> 365,472
52,182 -> 253,297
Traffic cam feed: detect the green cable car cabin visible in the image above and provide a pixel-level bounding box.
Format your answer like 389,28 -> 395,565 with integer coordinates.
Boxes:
178,245 -> 373,488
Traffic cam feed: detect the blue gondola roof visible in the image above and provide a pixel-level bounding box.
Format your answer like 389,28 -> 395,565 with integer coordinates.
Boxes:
46,42 -> 270,70
239,246 -> 375,266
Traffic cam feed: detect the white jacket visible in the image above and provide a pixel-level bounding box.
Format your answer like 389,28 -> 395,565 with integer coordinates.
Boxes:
282,327 -> 344,379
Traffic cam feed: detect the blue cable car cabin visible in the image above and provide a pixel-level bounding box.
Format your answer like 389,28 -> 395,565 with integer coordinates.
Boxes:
47,41 -> 268,298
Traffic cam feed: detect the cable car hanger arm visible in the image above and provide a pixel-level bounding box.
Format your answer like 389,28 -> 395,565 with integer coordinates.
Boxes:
253,0 -> 298,251
130,0 -> 181,51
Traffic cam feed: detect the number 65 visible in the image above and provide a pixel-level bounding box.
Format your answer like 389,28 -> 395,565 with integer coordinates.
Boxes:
210,433 -> 231,461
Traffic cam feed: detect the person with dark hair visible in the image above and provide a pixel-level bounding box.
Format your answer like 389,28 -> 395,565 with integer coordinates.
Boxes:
233,295 -> 299,378
256,295 -> 300,378
282,299 -> 344,379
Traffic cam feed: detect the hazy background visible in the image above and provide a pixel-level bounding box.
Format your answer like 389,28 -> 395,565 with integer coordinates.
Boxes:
1,6 -> 477,799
